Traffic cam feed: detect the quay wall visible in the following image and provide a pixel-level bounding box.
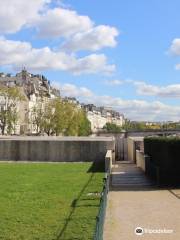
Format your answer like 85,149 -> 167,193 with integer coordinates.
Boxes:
0,136 -> 115,162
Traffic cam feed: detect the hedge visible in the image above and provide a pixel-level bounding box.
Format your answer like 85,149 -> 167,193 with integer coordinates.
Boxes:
144,137 -> 180,185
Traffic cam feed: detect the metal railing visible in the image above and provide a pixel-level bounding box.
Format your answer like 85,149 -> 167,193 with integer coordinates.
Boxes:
93,150 -> 112,240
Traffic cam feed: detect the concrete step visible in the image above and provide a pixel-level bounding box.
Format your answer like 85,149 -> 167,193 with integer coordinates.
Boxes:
112,172 -> 144,175
112,179 -> 152,185
110,162 -> 154,189
112,174 -> 145,177
112,183 -> 153,188
112,175 -> 149,179
112,179 -> 151,184
110,185 -> 155,191
112,167 -> 142,172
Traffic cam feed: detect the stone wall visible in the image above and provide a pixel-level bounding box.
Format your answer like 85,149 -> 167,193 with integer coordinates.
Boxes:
0,136 -> 115,162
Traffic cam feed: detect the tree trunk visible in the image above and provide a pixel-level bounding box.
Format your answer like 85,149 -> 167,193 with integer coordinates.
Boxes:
1,125 -> 5,135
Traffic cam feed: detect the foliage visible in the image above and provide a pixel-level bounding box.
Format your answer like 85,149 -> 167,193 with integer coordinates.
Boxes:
103,122 -> 122,132
0,163 -> 104,240
124,120 -> 148,131
31,98 -> 91,136
161,122 -> 180,130
77,110 -> 91,136
144,137 -> 180,184
0,86 -> 91,136
0,86 -> 25,135
123,119 -> 172,131
30,101 -> 44,133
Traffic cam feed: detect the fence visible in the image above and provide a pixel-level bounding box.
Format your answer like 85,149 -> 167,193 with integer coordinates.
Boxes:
93,150 -> 112,240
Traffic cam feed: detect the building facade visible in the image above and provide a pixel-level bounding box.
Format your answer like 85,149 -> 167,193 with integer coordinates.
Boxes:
0,70 -> 125,135
0,69 -> 60,135
82,104 -> 125,133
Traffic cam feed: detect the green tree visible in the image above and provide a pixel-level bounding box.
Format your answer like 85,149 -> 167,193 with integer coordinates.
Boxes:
103,122 -> 122,132
31,101 -> 44,134
0,86 -> 25,135
54,100 -> 75,136
30,98 -> 91,136
78,111 -> 91,136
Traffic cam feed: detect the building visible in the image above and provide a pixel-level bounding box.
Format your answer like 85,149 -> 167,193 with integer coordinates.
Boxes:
63,97 -> 81,109
82,104 -> 125,133
0,69 -> 125,135
0,69 -> 60,135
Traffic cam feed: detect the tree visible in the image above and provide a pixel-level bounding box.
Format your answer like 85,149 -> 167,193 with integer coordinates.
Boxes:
78,111 -> 91,136
0,86 -> 25,135
54,100 -> 74,136
103,122 -> 122,132
53,100 -> 91,136
31,101 -> 47,134
30,98 -> 91,136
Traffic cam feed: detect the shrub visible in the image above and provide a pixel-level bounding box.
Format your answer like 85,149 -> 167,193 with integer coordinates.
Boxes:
144,137 -> 180,185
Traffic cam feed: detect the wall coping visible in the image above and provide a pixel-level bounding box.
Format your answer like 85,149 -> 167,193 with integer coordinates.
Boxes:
0,136 -> 114,142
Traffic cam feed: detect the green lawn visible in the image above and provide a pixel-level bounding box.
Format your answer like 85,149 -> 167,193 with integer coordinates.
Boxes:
0,162 -> 104,240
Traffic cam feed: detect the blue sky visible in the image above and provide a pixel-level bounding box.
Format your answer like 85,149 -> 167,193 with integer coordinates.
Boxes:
0,0 -> 180,121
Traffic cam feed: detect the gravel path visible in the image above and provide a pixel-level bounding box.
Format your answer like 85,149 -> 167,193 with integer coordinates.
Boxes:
104,189 -> 180,240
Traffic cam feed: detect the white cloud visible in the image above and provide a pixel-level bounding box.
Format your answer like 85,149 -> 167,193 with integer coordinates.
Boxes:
52,82 -> 93,97
0,2 -> 118,74
33,7 -> 93,38
55,82 -> 180,121
0,38 -> 115,74
105,79 -> 123,86
33,8 -> 119,52
132,81 -> 180,98
0,0 -> 50,34
0,1 -> 118,54
169,38 -> 180,70
175,63 -> 180,70
69,54 -> 115,75
62,25 -> 118,52
169,38 -> 180,56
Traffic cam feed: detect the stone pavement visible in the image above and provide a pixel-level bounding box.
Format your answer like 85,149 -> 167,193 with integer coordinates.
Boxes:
104,162 -> 180,240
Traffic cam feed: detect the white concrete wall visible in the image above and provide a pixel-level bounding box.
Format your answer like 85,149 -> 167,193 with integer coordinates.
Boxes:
105,150 -> 113,173
136,150 -> 145,172
127,137 -> 144,162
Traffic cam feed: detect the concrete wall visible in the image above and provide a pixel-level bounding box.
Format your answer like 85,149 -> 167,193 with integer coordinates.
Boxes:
0,136 -> 115,162
105,150 -> 113,173
96,132 -> 127,161
127,138 -> 135,162
127,137 -> 144,162
136,150 -> 145,171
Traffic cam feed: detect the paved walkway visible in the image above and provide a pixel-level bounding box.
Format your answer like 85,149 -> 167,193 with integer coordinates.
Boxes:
104,162 -> 180,240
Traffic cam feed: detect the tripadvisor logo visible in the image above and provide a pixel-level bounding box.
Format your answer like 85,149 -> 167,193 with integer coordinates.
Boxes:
135,227 -> 174,235
135,227 -> 144,235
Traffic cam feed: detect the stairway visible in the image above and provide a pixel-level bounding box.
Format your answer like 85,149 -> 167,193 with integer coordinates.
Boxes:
111,161 -> 154,190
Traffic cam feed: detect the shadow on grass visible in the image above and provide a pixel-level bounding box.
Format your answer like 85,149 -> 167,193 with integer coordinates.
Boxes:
54,162 -> 104,240
87,161 -> 105,173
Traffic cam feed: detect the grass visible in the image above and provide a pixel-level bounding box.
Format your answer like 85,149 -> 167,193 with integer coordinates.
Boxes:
0,162 -> 104,240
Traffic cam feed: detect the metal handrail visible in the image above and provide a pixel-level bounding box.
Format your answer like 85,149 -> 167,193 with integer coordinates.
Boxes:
93,150 -> 112,240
